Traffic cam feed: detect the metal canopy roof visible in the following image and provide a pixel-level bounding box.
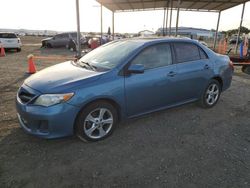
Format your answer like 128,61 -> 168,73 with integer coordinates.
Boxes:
96,0 -> 249,12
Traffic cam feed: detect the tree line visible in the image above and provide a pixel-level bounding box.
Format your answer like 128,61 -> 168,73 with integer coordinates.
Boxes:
221,26 -> 250,36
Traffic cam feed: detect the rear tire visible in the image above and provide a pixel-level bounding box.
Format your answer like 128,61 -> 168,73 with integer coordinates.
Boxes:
75,101 -> 118,142
17,48 -> 21,52
199,79 -> 221,108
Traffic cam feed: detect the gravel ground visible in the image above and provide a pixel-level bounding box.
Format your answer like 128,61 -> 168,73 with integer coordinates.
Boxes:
0,37 -> 250,188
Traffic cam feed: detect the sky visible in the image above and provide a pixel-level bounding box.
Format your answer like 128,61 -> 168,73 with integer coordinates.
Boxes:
0,0 -> 250,33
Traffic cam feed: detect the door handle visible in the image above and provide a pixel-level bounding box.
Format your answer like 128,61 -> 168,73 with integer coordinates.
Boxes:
167,71 -> 177,77
204,64 -> 210,70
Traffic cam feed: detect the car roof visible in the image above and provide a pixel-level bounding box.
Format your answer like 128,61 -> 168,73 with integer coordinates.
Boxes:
0,32 -> 16,34
118,37 -> 198,45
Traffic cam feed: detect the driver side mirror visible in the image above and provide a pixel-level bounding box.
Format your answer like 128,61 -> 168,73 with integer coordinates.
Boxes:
127,64 -> 145,74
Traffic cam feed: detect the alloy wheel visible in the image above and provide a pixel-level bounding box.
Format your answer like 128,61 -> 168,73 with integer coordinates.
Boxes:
83,108 -> 113,139
205,83 -> 219,105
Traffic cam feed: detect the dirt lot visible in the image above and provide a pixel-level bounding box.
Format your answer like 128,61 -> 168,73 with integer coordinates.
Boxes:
0,36 -> 250,188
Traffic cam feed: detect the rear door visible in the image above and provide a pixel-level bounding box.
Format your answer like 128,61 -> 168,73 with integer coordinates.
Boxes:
172,42 -> 213,101
69,32 -> 77,41
0,33 -> 18,48
125,43 -> 179,117
52,34 -> 61,47
60,33 -> 70,47
53,34 -> 69,47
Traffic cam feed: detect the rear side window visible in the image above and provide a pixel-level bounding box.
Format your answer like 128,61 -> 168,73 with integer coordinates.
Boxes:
60,34 -> 69,39
55,34 -> 68,39
174,43 -> 204,63
199,48 -> 208,59
70,33 -> 77,38
0,33 -> 17,38
131,43 -> 172,70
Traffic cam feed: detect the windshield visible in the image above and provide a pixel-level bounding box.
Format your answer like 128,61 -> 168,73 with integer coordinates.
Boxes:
79,40 -> 142,69
0,33 -> 17,38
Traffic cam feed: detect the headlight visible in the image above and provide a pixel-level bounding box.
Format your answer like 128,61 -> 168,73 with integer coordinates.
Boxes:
34,93 -> 74,107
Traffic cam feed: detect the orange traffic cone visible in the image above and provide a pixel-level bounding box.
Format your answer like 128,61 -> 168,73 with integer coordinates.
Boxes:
27,54 -> 36,74
0,44 -> 6,57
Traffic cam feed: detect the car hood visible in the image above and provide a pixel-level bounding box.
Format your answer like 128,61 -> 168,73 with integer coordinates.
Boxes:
24,61 -> 104,93
41,37 -> 53,42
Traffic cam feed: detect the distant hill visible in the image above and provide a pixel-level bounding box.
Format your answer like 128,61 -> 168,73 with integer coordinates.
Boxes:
0,28 -> 137,37
0,28 -> 60,36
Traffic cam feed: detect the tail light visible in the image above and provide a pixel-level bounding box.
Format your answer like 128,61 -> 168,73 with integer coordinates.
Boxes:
229,60 -> 234,71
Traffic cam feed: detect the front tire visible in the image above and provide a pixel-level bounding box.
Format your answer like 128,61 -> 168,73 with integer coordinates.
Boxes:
76,101 -> 118,142
242,65 -> 250,75
46,43 -> 52,48
199,79 -> 221,108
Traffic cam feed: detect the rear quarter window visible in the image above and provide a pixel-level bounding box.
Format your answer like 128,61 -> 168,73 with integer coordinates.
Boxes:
0,33 -> 17,38
199,48 -> 208,59
70,33 -> 77,38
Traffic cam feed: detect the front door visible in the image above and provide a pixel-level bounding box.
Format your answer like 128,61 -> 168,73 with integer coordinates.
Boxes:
125,43 -> 179,117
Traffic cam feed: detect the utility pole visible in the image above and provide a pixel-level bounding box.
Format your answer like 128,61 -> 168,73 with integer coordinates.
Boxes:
76,0 -> 81,58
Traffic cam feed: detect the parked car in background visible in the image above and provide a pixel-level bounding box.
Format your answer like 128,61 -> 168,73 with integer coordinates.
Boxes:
229,37 -> 242,45
16,38 -> 233,142
87,36 -> 110,48
0,32 -> 22,52
41,32 -> 86,50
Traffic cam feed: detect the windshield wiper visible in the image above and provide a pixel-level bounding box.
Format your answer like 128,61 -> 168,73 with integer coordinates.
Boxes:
78,61 -> 97,71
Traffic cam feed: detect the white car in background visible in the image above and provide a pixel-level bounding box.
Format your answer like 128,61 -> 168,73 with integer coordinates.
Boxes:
0,32 -> 22,52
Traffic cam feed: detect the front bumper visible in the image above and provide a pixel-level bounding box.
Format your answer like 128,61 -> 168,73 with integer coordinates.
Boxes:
16,94 -> 80,139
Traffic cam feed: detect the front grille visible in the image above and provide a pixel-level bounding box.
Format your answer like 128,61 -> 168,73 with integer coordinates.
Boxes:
18,90 -> 35,103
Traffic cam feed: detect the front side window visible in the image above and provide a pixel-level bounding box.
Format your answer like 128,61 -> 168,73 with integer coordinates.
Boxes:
54,35 -> 61,40
174,43 -> 201,63
60,34 -> 69,39
131,43 -> 172,70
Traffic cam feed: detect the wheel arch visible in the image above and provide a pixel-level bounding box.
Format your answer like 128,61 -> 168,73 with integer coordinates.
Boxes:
212,76 -> 223,89
46,42 -> 52,48
73,97 -> 122,133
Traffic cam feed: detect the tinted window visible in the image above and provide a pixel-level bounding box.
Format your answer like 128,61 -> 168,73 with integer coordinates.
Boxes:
60,34 -> 69,39
70,33 -> 77,38
0,33 -> 17,38
174,43 -> 200,63
131,43 -> 172,70
55,34 -> 68,39
54,35 -> 60,39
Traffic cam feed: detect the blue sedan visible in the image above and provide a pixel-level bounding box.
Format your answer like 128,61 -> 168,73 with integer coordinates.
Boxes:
16,38 -> 233,142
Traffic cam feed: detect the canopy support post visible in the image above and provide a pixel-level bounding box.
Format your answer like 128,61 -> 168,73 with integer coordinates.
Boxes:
169,0 -> 173,36
163,8 -> 166,36
165,7 -> 169,36
75,0 -> 81,58
175,8 -> 180,37
213,11 -> 221,50
100,4 -> 103,45
112,11 -> 115,40
235,3 -> 246,54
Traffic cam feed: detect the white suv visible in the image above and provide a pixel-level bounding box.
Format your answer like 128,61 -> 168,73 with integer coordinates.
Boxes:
0,32 -> 22,52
